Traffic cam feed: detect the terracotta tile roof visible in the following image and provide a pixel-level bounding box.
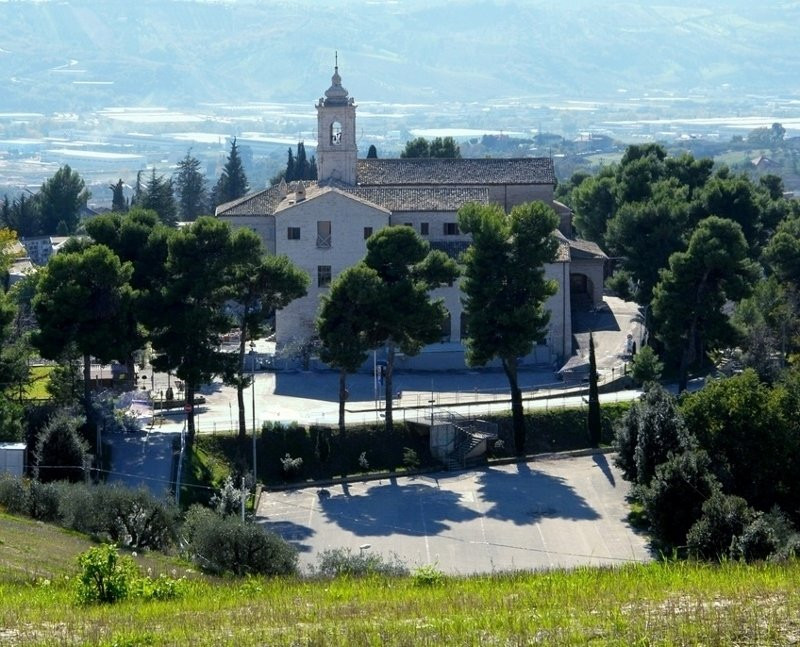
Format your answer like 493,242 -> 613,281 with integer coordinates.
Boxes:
334,185 -> 490,212
274,185 -> 391,215
214,185 -> 285,217
215,181 -> 322,217
356,157 -> 555,186
568,237 -> 608,260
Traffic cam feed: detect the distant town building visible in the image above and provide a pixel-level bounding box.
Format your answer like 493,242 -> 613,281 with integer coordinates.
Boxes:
21,236 -> 70,266
217,65 -> 607,369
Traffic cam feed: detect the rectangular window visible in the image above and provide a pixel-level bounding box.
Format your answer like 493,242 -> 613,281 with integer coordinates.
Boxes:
317,265 -> 332,288
420,222 -> 429,236
317,221 -> 332,248
287,227 -> 300,240
404,222 -> 412,228
363,226 -> 373,240
444,222 -> 459,236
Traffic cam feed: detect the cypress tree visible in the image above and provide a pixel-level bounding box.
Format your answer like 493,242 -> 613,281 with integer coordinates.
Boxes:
285,148 -> 295,182
308,155 -> 318,180
367,144 -> 378,158
296,142 -> 308,180
110,179 -> 127,213
588,332 -> 602,447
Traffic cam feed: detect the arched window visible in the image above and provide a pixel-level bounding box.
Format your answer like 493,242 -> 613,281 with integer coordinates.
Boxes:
330,121 -> 342,145
460,312 -> 469,340
440,311 -> 452,343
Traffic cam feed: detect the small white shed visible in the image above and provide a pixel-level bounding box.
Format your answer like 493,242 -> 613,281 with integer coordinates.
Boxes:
0,443 -> 26,478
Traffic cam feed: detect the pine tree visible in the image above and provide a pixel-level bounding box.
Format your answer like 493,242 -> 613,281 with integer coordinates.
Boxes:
174,150 -> 208,221
141,168 -> 177,226
367,144 -> 378,159
212,137 -> 249,207
38,165 -> 90,235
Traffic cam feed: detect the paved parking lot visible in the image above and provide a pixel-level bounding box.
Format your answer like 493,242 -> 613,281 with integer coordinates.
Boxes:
257,453 -> 651,574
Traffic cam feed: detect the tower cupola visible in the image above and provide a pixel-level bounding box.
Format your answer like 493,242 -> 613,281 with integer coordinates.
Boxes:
316,53 -> 357,185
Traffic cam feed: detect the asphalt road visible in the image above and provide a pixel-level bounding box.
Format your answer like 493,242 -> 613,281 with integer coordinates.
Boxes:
257,453 -> 651,575
104,430 -> 178,498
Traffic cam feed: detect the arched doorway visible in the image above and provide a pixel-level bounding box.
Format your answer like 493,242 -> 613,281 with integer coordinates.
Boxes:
570,272 -> 594,311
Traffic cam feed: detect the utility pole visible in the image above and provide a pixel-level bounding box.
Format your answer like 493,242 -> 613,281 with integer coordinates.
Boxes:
240,476 -> 246,522
251,342 -> 257,484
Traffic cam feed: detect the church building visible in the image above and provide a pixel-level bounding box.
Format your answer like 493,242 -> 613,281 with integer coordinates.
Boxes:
216,65 -> 606,370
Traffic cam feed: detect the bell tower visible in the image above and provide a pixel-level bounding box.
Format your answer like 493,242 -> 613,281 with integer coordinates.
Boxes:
316,54 -> 357,185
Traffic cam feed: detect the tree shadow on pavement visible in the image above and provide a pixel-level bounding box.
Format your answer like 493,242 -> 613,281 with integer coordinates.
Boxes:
317,482 -> 480,537
273,372 -> 374,403
572,306 -> 621,334
592,453 -> 616,487
476,462 -> 600,524
256,519 -> 315,553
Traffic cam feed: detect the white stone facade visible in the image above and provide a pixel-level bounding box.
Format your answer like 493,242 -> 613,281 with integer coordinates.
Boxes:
216,66 -> 607,369
274,186 -> 390,347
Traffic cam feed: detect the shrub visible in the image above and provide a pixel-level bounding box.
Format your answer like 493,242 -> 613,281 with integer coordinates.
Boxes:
314,548 -> 408,578
412,563 -> 445,587
27,480 -> 62,522
57,482 -> 98,534
210,475 -> 245,517
605,269 -> 634,301
614,385 -> 693,486
34,408 -> 88,483
402,447 -> 420,470
633,385 -> 694,486
732,509 -> 799,562
133,573 -> 188,601
686,492 -> 754,561
613,404 -> 640,482
76,544 -> 138,604
639,450 -> 720,549
280,453 -> 303,479
358,451 -> 369,470
0,476 -> 30,515
93,485 -> 178,551
0,396 -> 23,442
680,370 -> 789,510
182,505 -> 297,577
630,345 -> 664,386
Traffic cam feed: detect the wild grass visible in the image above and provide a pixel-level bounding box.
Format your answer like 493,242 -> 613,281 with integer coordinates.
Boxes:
2,514 -> 800,645
22,365 -> 53,400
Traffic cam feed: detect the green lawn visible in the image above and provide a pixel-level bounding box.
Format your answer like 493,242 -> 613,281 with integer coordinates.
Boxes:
21,365 -> 53,400
1,513 -> 800,645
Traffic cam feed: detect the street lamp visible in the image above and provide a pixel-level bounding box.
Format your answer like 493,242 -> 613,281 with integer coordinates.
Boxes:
249,340 -> 257,483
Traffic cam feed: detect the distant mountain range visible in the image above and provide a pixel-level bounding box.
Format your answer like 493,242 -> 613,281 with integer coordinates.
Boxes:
2,0 -> 799,112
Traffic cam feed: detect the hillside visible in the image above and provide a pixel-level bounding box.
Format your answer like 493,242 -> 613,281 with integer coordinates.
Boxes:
1,0 -> 799,112
1,513 -> 800,645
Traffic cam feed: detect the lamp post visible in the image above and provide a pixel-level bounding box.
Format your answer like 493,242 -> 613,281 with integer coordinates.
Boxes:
249,341 -> 257,483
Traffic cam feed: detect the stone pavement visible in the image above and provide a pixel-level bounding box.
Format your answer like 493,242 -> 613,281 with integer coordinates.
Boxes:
257,453 -> 651,574
132,295 -> 645,434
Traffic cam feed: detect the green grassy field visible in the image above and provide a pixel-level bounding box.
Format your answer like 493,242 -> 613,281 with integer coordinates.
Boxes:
2,513 -> 800,645
22,365 -> 53,400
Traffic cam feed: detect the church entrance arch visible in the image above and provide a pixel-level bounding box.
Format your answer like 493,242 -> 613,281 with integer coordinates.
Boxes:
570,272 -> 594,310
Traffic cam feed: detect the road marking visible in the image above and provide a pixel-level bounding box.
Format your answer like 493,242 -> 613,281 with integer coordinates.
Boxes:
419,496 -> 431,563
